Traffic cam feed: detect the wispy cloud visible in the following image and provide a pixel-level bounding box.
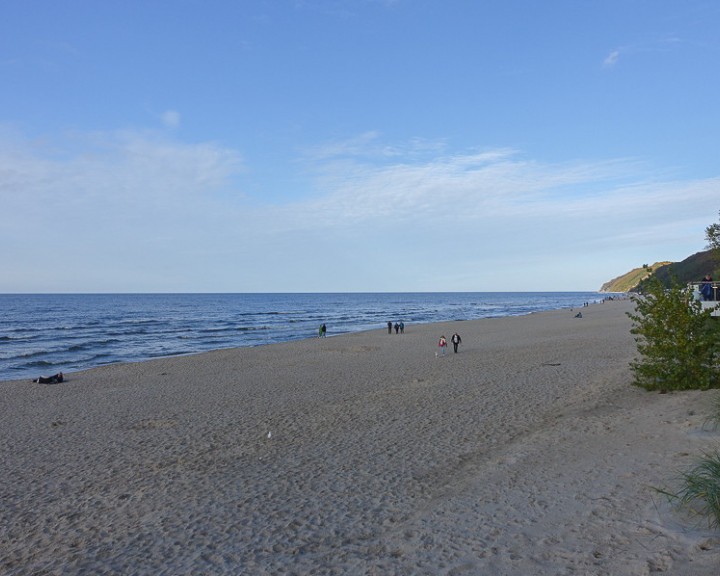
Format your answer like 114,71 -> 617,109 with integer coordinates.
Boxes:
603,36 -> 688,70
603,49 -> 620,68
162,110 -> 181,129
1,128 -> 717,291
304,132 -> 450,162
319,159 -> 672,229
0,129 -> 245,236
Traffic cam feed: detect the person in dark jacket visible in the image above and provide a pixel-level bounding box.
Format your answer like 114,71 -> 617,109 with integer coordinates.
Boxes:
451,332 -> 462,353
33,372 -> 63,384
700,273 -> 714,301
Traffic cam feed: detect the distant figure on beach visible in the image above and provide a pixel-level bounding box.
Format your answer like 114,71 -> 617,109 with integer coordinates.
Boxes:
451,332 -> 462,353
575,312 -> 583,318
399,321 -> 404,334
394,322 -> 399,334
32,372 -> 63,384
321,324 -> 327,337
701,273 -> 714,301
438,335 -> 447,356
387,321 -> 393,334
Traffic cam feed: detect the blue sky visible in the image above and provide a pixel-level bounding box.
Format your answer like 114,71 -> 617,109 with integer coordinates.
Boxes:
2,0 -> 719,293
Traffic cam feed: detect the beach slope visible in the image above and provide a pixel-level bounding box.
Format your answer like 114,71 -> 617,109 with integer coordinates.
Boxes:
2,300 -> 719,575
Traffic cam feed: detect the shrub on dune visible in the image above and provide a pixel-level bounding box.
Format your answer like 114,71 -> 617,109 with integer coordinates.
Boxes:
627,272 -> 720,391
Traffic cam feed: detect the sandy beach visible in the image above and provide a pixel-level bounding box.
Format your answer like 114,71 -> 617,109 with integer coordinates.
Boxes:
2,299 -> 719,575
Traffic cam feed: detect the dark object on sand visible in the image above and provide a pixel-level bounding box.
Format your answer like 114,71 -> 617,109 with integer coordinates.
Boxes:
33,372 -> 64,384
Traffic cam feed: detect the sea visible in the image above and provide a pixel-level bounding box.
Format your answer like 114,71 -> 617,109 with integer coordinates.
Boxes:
0,292 -> 613,382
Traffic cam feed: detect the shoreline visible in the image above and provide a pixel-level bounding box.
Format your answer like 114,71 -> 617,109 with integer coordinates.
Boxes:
0,291 -> 617,383
2,299 -> 719,574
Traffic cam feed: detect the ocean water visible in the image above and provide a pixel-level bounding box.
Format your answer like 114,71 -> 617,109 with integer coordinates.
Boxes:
0,292 -> 610,382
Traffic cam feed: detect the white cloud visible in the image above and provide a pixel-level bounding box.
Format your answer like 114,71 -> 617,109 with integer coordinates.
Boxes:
0,129 -> 246,278
290,148 -> 639,228
162,110 -> 181,128
602,37 -> 685,70
603,49 -> 620,68
304,131 -> 450,162
0,128 -> 717,292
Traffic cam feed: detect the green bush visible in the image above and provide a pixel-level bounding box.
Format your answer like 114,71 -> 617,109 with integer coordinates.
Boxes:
627,274 -> 720,390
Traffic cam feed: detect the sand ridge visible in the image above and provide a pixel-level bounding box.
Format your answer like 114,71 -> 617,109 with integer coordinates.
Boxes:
2,299 -> 720,575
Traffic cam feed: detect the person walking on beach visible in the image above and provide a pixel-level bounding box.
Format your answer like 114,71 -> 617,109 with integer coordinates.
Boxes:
451,332 -> 462,353
321,324 -> 327,337
387,321 -> 393,334
439,335 -> 447,356
399,321 -> 404,334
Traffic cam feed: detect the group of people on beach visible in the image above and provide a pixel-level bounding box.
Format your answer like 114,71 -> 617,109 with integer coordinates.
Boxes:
387,321 -> 405,334
438,332 -> 462,356
36,321 -> 464,384
383,320 -> 463,356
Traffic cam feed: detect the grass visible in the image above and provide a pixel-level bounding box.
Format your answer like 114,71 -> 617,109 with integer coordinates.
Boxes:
706,393 -> 720,432
657,392 -> 720,530
657,453 -> 720,530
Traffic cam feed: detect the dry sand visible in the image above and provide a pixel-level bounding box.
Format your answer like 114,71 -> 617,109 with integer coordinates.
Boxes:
2,299 -> 720,575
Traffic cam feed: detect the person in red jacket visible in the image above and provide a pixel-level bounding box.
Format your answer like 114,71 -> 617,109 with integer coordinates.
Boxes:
438,335 -> 447,356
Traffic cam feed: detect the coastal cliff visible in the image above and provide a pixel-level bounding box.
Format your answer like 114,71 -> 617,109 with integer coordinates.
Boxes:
601,250 -> 718,292
600,262 -> 672,293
